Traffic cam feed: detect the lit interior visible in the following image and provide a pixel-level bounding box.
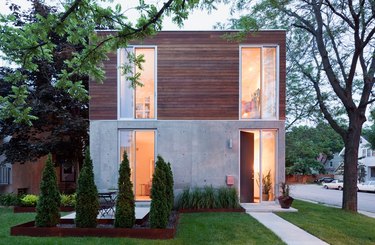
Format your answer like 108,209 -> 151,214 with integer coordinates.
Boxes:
135,48 -> 155,119
120,130 -> 155,201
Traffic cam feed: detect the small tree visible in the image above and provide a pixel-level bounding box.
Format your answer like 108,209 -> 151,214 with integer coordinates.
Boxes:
75,148 -> 99,228
150,155 -> 169,228
114,151 -> 135,228
165,162 -> 174,212
35,154 -> 61,227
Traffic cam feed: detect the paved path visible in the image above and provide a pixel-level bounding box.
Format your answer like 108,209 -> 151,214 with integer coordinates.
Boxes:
248,212 -> 329,245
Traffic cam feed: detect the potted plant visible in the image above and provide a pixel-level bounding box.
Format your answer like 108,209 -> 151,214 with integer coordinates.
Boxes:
262,170 -> 272,201
278,182 -> 294,209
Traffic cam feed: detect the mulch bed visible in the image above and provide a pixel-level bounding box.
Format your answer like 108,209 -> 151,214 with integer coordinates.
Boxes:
10,212 -> 178,239
14,206 -> 75,213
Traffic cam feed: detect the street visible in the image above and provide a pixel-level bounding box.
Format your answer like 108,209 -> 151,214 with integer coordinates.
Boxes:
290,184 -> 375,213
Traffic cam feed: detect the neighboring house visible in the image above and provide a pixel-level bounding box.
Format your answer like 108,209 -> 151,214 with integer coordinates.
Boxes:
327,136 -> 375,182
89,30 -> 286,203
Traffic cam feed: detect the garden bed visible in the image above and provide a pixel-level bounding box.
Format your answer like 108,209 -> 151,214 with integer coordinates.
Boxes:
179,207 -> 245,213
14,206 -> 75,213
10,212 -> 178,239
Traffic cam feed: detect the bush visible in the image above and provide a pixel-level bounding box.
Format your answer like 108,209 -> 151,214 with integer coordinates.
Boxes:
75,148 -> 99,228
114,151 -> 135,228
165,161 -> 174,211
0,193 -> 20,206
60,194 -> 76,207
35,154 -> 61,227
20,194 -> 39,207
176,186 -> 240,209
150,155 -> 169,228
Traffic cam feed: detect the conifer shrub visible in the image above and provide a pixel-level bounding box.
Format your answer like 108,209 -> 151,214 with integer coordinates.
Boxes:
150,155 -> 169,228
114,151 -> 135,228
75,148 -> 99,228
35,154 -> 61,227
165,161 -> 174,211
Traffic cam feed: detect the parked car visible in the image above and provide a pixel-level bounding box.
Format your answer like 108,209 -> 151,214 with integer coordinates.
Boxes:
357,181 -> 375,192
323,180 -> 344,190
315,177 -> 335,183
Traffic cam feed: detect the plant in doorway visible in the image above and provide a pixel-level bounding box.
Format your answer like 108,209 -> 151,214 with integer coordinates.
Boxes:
278,182 -> 294,209
262,170 -> 272,201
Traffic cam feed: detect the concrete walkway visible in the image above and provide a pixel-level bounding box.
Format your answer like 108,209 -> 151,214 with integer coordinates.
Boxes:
248,212 -> 329,245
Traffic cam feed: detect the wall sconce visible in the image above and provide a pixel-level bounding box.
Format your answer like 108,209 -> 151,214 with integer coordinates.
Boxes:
228,139 -> 233,149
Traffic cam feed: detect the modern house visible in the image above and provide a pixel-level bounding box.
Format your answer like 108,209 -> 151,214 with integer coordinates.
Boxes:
327,136 -> 375,182
89,30 -> 286,203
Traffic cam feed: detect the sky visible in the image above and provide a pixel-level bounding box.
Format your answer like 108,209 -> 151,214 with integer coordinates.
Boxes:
0,0 -> 234,30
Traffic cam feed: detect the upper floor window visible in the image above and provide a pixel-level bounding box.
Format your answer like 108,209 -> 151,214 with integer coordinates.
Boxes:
119,47 -> 156,119
240,46 -> 278,119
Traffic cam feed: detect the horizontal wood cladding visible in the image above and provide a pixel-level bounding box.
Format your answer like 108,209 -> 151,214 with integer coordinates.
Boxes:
89,31 -> 286,121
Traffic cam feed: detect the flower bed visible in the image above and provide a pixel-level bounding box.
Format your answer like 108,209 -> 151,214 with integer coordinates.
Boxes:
179,207 -> 245,213
10,213 -> 178,239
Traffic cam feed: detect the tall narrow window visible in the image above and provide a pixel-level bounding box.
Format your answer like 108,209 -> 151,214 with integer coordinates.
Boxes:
241,47 -> 277,119
119,47 -> 156,119
120,130 -> 155,201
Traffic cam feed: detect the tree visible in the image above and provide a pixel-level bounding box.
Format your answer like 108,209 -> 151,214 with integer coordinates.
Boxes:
114,151 -> 135,228
0,1 -> 88,168
35,154 -> 61,227
286,123 -> 344,175
0,0 -> 216,125
150,155 -> 169,228
165,162 -> 174,212
226,0 -> 375,212
75,148 -> 99,228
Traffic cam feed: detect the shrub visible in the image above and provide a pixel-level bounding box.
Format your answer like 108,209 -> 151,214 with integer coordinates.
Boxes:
114,151 -> 135,228
176,186 -> 240,209
20,194 -> 39,207
165,161 -> 174,211
75,148 -> 99,228
150,155 -> 169,228
0,193 -> 20,206
60,194 -> 76,207
35,154 -> 61,227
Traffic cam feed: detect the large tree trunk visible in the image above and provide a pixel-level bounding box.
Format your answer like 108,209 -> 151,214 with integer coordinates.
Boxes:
342,113 -> 364,212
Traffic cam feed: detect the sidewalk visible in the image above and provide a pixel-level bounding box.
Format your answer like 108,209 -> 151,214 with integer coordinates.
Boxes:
248,212 -> 329,245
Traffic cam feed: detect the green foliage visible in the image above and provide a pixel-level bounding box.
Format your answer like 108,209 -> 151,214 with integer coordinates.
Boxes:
176,186 -> 240,210
0,193 -> 20,206
280,182 -> 290,197
262,170 -> 272,195
20,195 -> 39,207
114,151 -> 135,228
60,194 -> 76,207
35,154 -> 61,227
165,162 -> 174,211
150,155 -> 169,228
75,148 -> 99,228
286,123 -> 343,175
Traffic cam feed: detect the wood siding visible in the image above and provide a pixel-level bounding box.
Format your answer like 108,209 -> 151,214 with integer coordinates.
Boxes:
89,31 -> 286,120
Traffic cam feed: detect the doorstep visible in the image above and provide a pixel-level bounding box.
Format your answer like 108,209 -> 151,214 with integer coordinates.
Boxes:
241,201 -> 298,212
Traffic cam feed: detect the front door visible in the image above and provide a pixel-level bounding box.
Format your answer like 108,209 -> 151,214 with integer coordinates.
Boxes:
240,131 -> 254,203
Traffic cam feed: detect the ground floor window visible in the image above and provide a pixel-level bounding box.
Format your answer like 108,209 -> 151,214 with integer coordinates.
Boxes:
370,167 -> 375,178
240,130 -> 277,203
119,130 -> 155,201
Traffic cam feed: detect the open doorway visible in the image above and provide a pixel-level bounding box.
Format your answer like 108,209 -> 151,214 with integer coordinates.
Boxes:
240,130 -> 276,203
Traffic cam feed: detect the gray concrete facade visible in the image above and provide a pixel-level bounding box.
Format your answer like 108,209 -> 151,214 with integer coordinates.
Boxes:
90,120 -> 285,199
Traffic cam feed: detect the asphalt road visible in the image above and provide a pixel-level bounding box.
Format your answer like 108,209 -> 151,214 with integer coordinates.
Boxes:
290,184 -> 375,213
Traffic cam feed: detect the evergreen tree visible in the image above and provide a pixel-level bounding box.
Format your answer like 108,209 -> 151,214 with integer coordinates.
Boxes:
35,154 -> 61,227
114,151 -> 135,228
165,162 -> 174,212
75,148 -> 99,228
150,155 -> 168,228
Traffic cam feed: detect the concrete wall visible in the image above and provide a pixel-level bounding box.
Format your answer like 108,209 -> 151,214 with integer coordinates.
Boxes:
90,120 -> 285,198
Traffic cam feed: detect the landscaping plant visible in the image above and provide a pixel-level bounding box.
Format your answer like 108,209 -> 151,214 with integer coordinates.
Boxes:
75,148 -> 99,228
20,194 -> 39,207
35,154 -> 61,227
0,193 -> 20,206
60,194 -> 76,207
150,155 -> 169,228
165,162 -> 174,211
114,151 -> 135,228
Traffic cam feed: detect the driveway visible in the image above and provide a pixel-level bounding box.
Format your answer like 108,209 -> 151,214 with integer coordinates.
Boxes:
290,184 -> 375,213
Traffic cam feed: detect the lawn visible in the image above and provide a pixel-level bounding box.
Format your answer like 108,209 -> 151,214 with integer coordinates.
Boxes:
277,200 -> 375,245
0,207 -> 284,245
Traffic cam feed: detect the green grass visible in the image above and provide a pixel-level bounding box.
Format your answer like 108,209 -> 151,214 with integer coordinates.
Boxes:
276,200 -> 375,245
0,207 -> 284,245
